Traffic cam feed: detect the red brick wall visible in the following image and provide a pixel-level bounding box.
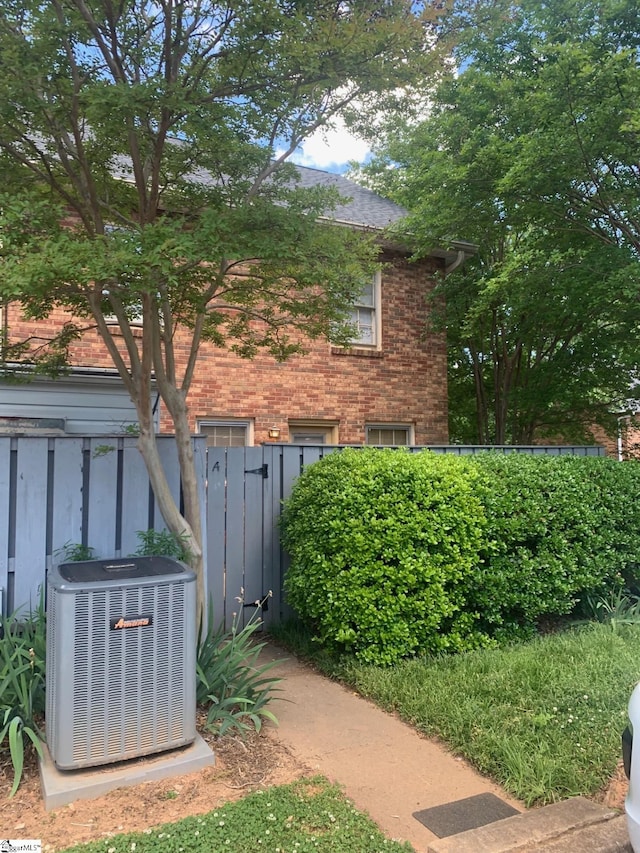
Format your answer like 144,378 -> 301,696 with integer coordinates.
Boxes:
6,249 -> 449,445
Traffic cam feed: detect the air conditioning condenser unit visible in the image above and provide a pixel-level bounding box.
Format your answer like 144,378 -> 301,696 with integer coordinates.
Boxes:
46,556 -> 196,770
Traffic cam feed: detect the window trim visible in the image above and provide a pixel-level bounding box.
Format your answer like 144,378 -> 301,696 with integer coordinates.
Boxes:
102,224 -> 145,327
288,420 -> 339,445
347,270 -> 382,349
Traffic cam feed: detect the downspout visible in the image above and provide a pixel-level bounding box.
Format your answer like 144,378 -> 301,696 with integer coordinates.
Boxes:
445,250 -> 466,275
618,414 -> 631,462
1,301 -> 8,369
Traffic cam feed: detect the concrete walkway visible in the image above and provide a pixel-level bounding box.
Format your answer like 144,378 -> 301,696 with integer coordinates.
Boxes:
264,644 -> 524,852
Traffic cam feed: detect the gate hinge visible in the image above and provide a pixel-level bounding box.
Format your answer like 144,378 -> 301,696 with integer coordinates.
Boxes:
244,463 -> 268,479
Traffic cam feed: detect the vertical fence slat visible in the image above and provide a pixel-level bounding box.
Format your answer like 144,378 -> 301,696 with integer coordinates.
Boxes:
281,445 -> 303,502
119,437 -> 152,557
193,435 -> 208,580
301,446 -> 322,469
261,444 -> 277,630
13,438 -> 49,613
206,446 -> 227,628
242,446 -> 264,628
86,438 -> 119,559
51,437 -> 84,563
279,445 -> 304,622
223,448 -> 246,627
155,438 -> 181,532
0,438 -> 11,614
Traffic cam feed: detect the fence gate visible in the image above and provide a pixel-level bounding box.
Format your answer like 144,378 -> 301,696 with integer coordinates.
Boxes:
205,444 -> 339,630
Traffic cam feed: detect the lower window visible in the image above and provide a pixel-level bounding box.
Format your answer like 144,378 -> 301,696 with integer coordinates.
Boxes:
288,421 -> 339,445
365,424 -> 412,446
197,420 -> 251,447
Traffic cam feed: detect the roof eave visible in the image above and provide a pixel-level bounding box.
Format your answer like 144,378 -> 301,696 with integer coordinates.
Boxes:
318,216 -> 472,260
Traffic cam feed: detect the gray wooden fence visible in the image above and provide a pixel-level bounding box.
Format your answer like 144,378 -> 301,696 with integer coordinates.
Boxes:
0,435 -> 206,618
0,437 -> 604,624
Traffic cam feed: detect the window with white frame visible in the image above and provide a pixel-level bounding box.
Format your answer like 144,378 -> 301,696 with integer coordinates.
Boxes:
348,271 -> 381,347
365,424 -> 412,446
197,420 -> 251,446
103,224 -> 144,325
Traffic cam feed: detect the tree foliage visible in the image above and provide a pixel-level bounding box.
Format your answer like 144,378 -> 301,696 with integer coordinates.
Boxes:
447,0 -> 640,254
0,0 -> 442,616
361,0 -> 640,444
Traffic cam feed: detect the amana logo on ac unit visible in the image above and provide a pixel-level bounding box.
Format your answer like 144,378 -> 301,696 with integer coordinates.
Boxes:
109,614 -> 153,630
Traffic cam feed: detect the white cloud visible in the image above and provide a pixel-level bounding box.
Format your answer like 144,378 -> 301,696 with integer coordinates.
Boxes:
275,87 -> 432,174
279,117 -> 370,174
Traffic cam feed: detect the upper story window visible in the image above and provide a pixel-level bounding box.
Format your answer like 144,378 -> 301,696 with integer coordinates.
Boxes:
348,271 -> 381,347
102,224 -> 144,326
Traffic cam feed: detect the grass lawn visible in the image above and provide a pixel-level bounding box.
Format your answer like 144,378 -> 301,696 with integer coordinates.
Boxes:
52,621 -> 640,852
271,620 -> 640,806
57,777 -> 413,853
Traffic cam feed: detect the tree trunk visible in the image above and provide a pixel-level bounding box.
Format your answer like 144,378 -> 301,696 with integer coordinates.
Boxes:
470,346 -> 489,444
136,424 -> 204,625
151,383 -> 206,628
169,392 -> 205,628
91,302 -> 206,627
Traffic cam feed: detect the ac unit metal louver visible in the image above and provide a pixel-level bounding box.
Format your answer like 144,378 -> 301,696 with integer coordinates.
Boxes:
46,556 -> 196,770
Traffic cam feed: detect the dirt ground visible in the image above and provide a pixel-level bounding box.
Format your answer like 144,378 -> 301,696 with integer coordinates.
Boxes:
596,759 -> 629,813
0,723 -> 627,852
0,721 -> 311,852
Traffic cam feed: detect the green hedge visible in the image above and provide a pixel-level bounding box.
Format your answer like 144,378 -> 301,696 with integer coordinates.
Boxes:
281,449 -> 640,664
465,454 -> 640,641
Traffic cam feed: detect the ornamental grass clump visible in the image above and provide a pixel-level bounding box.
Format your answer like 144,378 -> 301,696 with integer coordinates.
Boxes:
196,595 -> 281,736
0,596 -> 46,796
281,448 -> 489,665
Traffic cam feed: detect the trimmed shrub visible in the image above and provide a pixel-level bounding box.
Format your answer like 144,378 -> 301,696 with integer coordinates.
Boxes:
577,457 -> 640,592
467,454 -> 640,639
282,449 -> 640,664
281,448 -> 489,664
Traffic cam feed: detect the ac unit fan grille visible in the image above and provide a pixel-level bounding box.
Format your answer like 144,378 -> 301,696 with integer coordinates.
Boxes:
69,582 -> 188,765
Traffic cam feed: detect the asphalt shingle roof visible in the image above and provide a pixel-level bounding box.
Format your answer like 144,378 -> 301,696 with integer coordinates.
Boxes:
112,149 -> 407,231
292,164 -> 406,230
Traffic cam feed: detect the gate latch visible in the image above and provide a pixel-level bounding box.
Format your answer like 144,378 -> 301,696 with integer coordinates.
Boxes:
244,596 -> 269,612
244,463 -> 268,479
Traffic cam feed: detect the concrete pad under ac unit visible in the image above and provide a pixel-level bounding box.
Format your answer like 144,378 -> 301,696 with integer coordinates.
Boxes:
39,734 -> 215,811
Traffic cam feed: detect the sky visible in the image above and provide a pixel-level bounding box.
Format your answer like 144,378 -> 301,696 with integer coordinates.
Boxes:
283,88 -> 430,174
282,116 -> 370,174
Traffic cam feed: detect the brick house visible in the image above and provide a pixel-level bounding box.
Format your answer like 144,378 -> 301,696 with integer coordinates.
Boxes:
0,166 -> 474,446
